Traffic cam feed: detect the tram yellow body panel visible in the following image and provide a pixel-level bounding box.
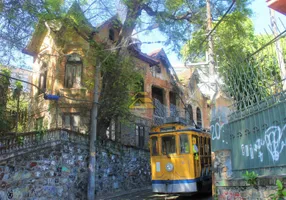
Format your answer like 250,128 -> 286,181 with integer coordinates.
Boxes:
149,123 -> 211,194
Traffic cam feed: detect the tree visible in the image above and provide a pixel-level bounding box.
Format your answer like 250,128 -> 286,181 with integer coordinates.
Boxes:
0,0 -> 253,130
182,11 -> 285,110
0,68 -> 12,133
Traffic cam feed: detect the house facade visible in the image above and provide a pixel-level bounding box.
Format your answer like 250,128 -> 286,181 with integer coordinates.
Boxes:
177,67 -> 211,128
23,3 -> 211,150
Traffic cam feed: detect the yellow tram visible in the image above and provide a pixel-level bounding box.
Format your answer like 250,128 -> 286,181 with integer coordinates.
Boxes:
149,120 -> 212,194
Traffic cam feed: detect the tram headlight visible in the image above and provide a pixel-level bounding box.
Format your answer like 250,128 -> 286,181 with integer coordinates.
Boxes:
165,162 -> 174,172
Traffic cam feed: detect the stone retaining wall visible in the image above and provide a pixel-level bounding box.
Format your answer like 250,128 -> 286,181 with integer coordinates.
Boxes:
213,150 -> 286,200
95,140 -> 151,196
0,142 -> 88,200
0,130 -> 151,199
216,182 -> 286,200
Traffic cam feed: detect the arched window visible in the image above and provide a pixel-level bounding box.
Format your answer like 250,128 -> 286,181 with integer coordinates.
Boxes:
64,53 -> 82,88
196,107 -> 202,128
38,63 -> 47,91
186,105 -> 193,124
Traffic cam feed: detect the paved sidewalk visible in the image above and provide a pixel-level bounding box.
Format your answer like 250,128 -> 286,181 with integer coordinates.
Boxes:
99,189 -> 212,200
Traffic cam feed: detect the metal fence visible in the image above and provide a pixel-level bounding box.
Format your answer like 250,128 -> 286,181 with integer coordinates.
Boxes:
211,19 -> 286,177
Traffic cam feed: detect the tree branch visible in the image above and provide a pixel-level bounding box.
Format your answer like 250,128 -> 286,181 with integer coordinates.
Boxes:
142,3 -> 193,22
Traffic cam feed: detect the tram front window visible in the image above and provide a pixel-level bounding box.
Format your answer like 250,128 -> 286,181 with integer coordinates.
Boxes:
162,135 -> 176,155
180,134 -> 190,154
151,137 -> 159,156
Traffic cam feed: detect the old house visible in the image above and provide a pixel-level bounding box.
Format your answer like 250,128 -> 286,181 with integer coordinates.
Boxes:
23,3 -> 186,150
177,65 -> 233,129
177,67 -> 211,128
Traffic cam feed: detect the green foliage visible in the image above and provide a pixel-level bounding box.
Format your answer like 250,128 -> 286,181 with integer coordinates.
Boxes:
242,171 -> 258,186
182,11 -> 284,110
269,180 -> 286,200
17,136 -> 24,145
0,68 -> 12,133
13,81 -> 23,99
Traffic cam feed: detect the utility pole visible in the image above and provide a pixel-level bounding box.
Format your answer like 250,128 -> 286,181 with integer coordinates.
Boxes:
206,0 -> 218,104
206,0 -> 215,76
206,0 -> 218,196
269,9 -> 286,90
87,62 -> 100,200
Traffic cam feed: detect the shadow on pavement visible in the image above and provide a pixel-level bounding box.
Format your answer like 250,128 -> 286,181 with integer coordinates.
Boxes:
107,191 -> 212,200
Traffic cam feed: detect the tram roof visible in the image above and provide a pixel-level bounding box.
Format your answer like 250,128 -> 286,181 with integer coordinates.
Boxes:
149,125 -> 209,135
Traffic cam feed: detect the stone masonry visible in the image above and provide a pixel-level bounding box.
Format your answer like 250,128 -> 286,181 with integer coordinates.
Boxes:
0,129 -> 151,200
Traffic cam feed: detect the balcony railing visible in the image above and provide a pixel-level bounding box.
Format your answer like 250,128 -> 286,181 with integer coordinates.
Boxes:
152,99 -> 187,126
0,129 -> 88,158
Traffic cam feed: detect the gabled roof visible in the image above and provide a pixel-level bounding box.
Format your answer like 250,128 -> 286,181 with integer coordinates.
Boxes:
148,48 -> 180,83
148,48 -> 172,70
23,2 -> 122,56
22,21 -> 48,56
95,14 -> 122,31
129,47 -> 160,66
177,67 -> 199,86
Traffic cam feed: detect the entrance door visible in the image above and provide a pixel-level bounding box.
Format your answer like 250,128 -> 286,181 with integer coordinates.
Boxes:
192,135 -> 201,178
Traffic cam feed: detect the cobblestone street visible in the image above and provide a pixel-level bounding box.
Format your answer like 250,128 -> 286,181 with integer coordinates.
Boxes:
102,189 -> 212,200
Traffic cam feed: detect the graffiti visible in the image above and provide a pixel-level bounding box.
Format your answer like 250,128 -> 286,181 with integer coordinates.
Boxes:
219,191 -> 243,200
258,151 -> 263,162
240,125 -> 286,162
250,145 -> 254,159
211,122 -> 225,140
265,126 -> 285,161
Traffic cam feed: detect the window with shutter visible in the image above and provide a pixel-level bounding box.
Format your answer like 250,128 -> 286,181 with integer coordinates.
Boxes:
38,63 -> 47,92
136,124 -> 145,148
64,54 -> 83,88
196,107 -> 202,128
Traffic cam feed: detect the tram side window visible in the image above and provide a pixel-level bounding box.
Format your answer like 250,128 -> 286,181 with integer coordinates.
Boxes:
180,134 -> 190,154
162,135 -> 176,155
151,137 -> 159,156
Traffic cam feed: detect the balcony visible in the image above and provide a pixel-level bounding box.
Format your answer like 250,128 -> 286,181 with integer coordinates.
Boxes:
267,0 -> 286,15
152,99 -> 187,126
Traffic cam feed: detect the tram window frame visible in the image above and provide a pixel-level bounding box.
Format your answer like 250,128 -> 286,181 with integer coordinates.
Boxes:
205,138 -> 210,155
199,136 -> 204,155
179,134 -> 190,154
161,135 -> 176,155
151,137 -> 159,156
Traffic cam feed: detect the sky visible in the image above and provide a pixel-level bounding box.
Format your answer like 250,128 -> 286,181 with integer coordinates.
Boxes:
138,0 -> 286,69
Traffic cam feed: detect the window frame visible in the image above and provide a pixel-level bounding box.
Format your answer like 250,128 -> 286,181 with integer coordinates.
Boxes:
38,63 -> 47,92
64,54 -> 83,88
109,28 -> 115,41
179,134 -> 190,154
186,105 -> 193,124
151,65 -> 161,77
62,113 -> 80,132
151,136 -> 159,156
135,124 -> 145,148
196,107 -> 202,128
106,119 -> 116,141
161,134 -> 177,155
